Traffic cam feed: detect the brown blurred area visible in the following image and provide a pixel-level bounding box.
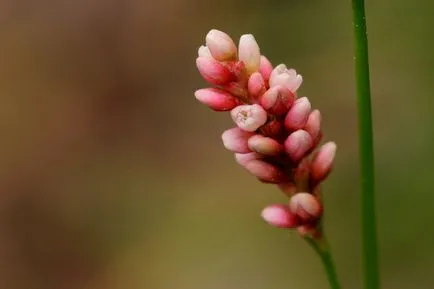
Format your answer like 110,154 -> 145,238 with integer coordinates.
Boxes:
1,0 -> 434,288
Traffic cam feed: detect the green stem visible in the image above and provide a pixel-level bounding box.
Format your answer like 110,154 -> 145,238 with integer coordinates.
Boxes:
351,1 -> 380,289
305,236 -> 341,289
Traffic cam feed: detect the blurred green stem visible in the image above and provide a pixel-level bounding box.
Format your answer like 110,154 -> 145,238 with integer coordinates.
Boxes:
305,236 -> 341,289
351,0 -> 380,289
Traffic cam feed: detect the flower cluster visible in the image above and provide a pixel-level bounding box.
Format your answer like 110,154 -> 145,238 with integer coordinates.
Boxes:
195,29 -> 337,237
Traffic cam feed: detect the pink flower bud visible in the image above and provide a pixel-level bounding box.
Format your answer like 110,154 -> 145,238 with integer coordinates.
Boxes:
248,135 -> 283,156
244,159 -> 287,183
304,109 -> 322,141
198,45 -> 212,58
231,104 -> 267,132
238,34 -> 261,75
234,152 -> 263,166
196,56 -> 234,85
194,88 -> 240,111
269,64 -> 303,93
205,29 -> 237,61
221,127 -> 254,153
260,85 -> 295,116
311,141 -> 337,184
284,97 -> 311,131
259,56 -> 273,83
247,72 -> 266,100
261,204 -> 299,228
284,130 -> 313,163
289,193 -> 322,222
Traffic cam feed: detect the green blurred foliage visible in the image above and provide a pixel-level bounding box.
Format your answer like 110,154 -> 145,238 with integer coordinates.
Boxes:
0,0 -> 434,288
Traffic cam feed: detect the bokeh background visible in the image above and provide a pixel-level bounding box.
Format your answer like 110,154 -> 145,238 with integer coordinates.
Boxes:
1,0 -> 434,288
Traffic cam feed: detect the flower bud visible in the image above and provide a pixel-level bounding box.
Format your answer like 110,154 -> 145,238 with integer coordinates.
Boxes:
194,88 -> 240,111
198,45 -> 212,58
205,29 -> 237,61
289,193 -> 322,222
221,127 -> 254,153
244,159 -> 287,183
196,56 -> 234,85
234,152 -> 263,166
304,109 -> 322,141
231,104 -> 267,132
259,56 -> 273,83
247,72 -> 266,100
269,64 -> 303,93
311,141 -> 337,184
261,204 -> 299,228
284,130 -> 313,163
260,85 -> 295,116
248,134 -> 283,156
284,97 -> 311,131
238,34 -> 261,75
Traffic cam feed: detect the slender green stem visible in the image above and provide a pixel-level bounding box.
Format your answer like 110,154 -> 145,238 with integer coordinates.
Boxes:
305,236 -> 341,289
351,1 -> 380,289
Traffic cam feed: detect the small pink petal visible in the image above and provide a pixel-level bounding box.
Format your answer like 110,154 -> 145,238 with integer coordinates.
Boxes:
289,193 -> 322,222
234,152 -> 263,166
304,109 -> 322,141
260,85 -> 295,116
284,97 -> 311,131
311,141 -> 337,184
196,56 -> 234,85
198,45 -> 212,58
284,130 -> 313,163
231,104 -> 267,132
269,64 -> 303,93
248,134 -> 283,156
261,204 -> 299,228
194,88 -> 240,111
259,56 -> 273,83
247,72 -> 266,100
221,127 -> 254,153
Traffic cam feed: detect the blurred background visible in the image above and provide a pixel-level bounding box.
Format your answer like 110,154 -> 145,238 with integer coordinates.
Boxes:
1,0 -> 434,288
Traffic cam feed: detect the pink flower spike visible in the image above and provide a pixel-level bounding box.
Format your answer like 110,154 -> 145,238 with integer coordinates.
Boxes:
238,34 -> 261,75
194,88 -> 240,111
259,56 -> 273,83
231,104 -> 267,132
261,204 -> 299,228
304,109 -> 322,141
289,193 -> 322,222
234,152 -> 263,166
198,45 -> 212,58
260,85 -> 295,116
244,159 -> 287,183
205,29 -> 237,61
247,72 -> 266,100
284,130 -> 313,163
284,97 -> 311,131
311,141 -> 337,184
196,56 -> 234,85
248,135 -> 283,156
269,64 -> 303,93
221,127 -> 254,153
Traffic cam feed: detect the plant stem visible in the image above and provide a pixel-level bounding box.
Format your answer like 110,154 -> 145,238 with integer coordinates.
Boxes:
351,0 -> 380,289
305,236 -> 341,289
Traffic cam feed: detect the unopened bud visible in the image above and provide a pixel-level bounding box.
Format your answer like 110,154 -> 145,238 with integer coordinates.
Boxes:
234,152 -> 263,166
311,142 -> 337,184
198,45 -> 212,58
259,56 -> 273,83
205,29 -> 237,61
247,72 -> 266,100
248,134 -> 283,156
194,88 -> 240,111
238,34 -> 261,75
304,109 -> 322,142
244,159 -> 287,183
284,97 -> 311,131
231,104 -> 267,132
196,56 -> 234,85
221,127 -> 254,153
284,130 -> 313,163
261,204 -> 299,228
260,85 -> 295,116
269,64 -> 303,93
289,193 -> 322,222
